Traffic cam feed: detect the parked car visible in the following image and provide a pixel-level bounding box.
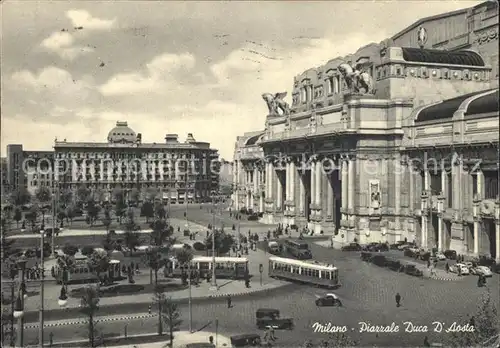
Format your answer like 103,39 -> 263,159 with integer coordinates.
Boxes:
360,252 -> 372,261
370,255 -> 386,267
341,243 -> 362,251
477,255 -> 496,267
385,258 -> 403,271
230,334 -> 262,347
443,250 -> 457,260
463,261 -> 474,270
404,249 -> 416,258
404,264 -> 423,277
449,263 -> 470,275
255,308 -> 294,330
435,252 -> 446,261
315,293 -> 342,307
470,266 -> 493,277
389,241 -> 405,250
247,214 -> 259,221
362,243 -> 379,251
419,251 -> 432,262
397,243 -> 411,250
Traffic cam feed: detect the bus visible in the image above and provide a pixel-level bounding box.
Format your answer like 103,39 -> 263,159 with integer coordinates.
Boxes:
284,239 -> 312,259
268,256 -> 340,288
165,256 -> 249,279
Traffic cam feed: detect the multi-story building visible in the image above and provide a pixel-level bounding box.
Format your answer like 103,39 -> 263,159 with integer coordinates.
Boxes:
52,121 -> 220,203
1,158 -> 9,203
5,144 -> 54,198
232,131 -> 266,213
234,1 -> 499,261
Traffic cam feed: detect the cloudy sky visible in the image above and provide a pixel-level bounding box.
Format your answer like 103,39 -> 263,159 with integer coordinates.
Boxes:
1,0 -> 482,159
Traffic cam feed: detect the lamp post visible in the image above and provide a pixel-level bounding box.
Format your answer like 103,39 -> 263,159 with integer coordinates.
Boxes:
188,261 -> 192,333
15,258 -> 27,348
39,227 -> 46,347
210,195 -> 217,290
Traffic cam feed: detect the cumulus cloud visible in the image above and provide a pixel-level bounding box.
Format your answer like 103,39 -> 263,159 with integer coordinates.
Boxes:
39,10 -> 115,60
66,10 -> 116,30
98,52 -> 196,96
40,32 -> 94,60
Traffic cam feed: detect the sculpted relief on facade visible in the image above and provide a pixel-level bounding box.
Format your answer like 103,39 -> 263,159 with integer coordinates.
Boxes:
337,63 -> 375,95
262,92 -> 291,116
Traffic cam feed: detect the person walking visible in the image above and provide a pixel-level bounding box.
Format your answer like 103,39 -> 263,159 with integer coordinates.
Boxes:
395,292 -> 401,307
423,336 -> 430,347
227,295 -> 232,308
445,262 -> 449,273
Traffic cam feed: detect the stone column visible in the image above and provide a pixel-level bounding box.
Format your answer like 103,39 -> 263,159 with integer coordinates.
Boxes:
253,167 -> 258,192
315,160 -> 321,206
276,170 -> 282,210
327,174 -> 334,219
477,170 -> 484,199
246,191 -> 250,209
266,162 -> 272,200
311,161 -> 316,207
341,159 -> 348,211
438,215 -> 443,251
495,221 -> 500,263
421,215 -> 427,248
452,159 -> 460,209
473,219 -> 479,254
290,160 -> 296,203
259,194 -> 264,213
299,173 -> 305,214
347,158 -> 354,211
285,162 -> 291,201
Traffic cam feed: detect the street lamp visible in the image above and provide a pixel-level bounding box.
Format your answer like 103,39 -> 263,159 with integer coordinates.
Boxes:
210,195 -> 217,291
39,227 -> 46,347
15,259 -> 27,348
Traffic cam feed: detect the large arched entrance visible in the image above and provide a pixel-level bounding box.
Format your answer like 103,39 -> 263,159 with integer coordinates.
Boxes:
303,171 -> 311,222
481,219 -> 496,259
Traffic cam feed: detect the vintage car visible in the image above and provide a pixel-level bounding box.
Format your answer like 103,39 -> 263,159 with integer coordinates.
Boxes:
389,241 -> 406,250
185,343 -> 216,348
443,250 -> 457,260
315,293 -> 342,307
404,264 -> 423,277
360,252 -> 372,261
434,252 -> 446,261
470,265 -> 493,277
255,308 -> 294,330
449,263 -> 470,275
341,243 -> 362,251
230,334 -> 262,347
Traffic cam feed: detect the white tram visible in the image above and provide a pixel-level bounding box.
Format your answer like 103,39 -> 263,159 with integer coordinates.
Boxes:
268,256 -> 340,288
165,256 -> 249,279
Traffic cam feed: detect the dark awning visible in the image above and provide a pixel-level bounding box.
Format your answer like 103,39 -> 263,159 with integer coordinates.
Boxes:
415,89 -> 498,122
465,89 -> 499,116
401,47 -> 485,67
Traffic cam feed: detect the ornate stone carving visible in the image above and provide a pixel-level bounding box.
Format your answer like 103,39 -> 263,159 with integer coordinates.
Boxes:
262,92 -> 290,116
337,63 -> 375,95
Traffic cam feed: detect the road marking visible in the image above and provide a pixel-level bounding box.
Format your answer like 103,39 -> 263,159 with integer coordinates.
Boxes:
24,313 -> 156,329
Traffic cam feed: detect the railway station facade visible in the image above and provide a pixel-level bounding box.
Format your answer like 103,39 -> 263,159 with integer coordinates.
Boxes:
232,1 -> 499,261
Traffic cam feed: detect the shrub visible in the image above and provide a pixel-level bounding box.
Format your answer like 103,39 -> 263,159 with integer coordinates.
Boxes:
62,244 -> 79,256
81,246 -> 94,256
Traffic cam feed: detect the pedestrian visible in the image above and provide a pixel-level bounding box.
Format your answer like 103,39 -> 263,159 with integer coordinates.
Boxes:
227,295 -> 232,308
427,259 -> 431,268
395,292 -> 401,307
423,336 -> 430,347
469,315 -> 475,327
148,304 -> 152,314
270,326 -> 276,340
49,332 -> 54,347
445,262 -> 449,273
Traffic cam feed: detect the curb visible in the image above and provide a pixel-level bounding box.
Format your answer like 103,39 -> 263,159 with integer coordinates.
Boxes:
21,282 -> 297,323
425,274 -> 463,281
24,314 -> 156,329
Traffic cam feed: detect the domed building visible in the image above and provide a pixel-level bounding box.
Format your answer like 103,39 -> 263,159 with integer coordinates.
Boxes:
53,121 -> 220,203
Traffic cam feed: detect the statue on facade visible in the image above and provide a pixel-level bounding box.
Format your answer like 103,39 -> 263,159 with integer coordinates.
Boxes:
337,63 -> 375,95
262,92 -> 290,116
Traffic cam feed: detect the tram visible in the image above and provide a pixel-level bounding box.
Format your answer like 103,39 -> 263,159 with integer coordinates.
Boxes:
165,256 -> 249,279
268,256 -> 340,288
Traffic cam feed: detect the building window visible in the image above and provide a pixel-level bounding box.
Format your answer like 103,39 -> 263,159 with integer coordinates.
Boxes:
430,173 -> 442,195
327,78 -> 333,95
484,171 -> 499,199
335,76 -> 340,93
447,172 -> 453,208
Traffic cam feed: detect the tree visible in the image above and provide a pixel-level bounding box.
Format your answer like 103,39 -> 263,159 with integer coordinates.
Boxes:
304,332 -> 358,348
65,205 -> 76,226
156,293 -> 180,344
87,250 -> 110,284
113,189 -> 127,224
76,185 -> 91,205
35,186 -> 52,205
144,248 -> 164,285
79,285 -> 100,348
141,201 -> 154,223
154,201 -> 166,219
9,190 -> 31,206
62,244 -> 79,256
57,210 -> 67,227
205,230 -> 235,256
81,246 -> 95,257
446,288 -> 499,347
1,224 -> 15,261
13,208 -> 22,228
85,200 -> 101,226
101,206 -> 112,233
123,213 -> 140,256
150,219 -> 173,247
25,206 -> 39,230
59,189 -> 73,207
129,188 -> 140,204
175,248 -> 194,285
